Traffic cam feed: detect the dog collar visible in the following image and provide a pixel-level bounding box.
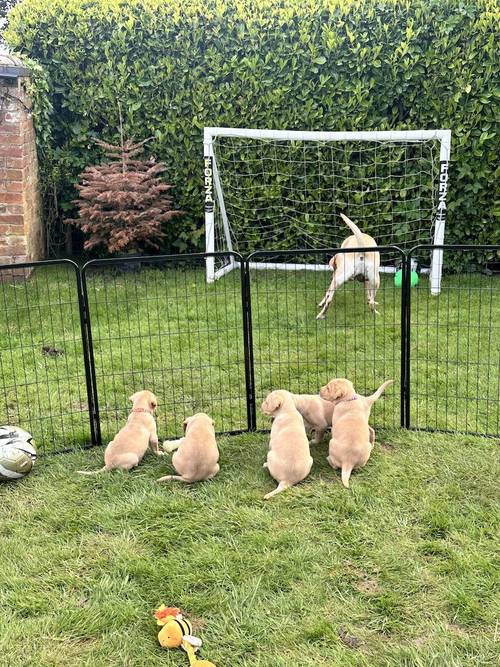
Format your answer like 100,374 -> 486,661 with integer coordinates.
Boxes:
131,407 -> 153,415
339,395 -> 359,404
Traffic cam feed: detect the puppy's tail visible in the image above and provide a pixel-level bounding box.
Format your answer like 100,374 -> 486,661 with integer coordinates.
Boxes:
340,213 -> 365,246
341,466 -> 353,488
76,466 -> 107,476
264,480 -> 292,500
366,379 -> 394,406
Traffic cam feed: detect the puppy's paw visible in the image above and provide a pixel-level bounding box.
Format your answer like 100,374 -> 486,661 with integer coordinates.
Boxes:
316,312 -> 326,320
162,439 -> 179,453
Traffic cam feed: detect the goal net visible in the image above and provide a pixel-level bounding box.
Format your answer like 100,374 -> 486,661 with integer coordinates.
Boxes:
204,128 -> 451,293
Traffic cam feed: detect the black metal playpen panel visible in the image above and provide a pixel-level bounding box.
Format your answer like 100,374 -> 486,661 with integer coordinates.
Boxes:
0,246 -> 498,453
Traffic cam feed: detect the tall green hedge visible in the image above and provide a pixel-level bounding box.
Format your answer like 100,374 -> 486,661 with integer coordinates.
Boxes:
6,0 -> 499,254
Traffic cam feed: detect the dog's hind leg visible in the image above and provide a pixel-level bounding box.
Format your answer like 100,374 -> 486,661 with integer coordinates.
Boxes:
115,452 -> 141,471
317,263 -> 354,319
364,267 -> 380,314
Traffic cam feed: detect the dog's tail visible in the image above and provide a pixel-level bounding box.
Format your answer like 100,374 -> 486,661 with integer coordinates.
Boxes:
264,480 -> 292,500
76,466 -> 107,476
341,465 -> 353,488
366,379 -> 394,406
340,213 -> 366,246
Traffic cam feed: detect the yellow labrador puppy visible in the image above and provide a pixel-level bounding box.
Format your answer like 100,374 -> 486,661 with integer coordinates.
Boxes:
157,412 -> 219,483
261,390 -> 313,500
291,393 -> 335,444
319,378 -> 393,487
77,390 -> 162,474
317,213 -> 380,319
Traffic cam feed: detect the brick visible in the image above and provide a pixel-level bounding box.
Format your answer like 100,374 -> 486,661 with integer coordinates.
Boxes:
5,234 -> 26,243
0,225 -> 24,236
0,169 -> 23,181
5,205 -> 23,215
0,215 -> 24,224
5,246 -> 27,256
1,192 -> 22,204
0,146 -> 23,158
0,124 -> 21,136
5,157 -> 23,168
3,112 -> 22,123
0,180 -> 23,192
0,133 -> 23,146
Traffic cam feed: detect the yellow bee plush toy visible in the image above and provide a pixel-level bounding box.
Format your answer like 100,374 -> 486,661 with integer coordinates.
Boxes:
154,605 -> 216,667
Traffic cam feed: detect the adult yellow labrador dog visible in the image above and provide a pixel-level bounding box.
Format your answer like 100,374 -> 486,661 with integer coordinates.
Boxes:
317,213 -> 380,319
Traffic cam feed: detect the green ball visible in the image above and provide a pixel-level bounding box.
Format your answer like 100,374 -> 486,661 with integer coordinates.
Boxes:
394,270 -> 419,288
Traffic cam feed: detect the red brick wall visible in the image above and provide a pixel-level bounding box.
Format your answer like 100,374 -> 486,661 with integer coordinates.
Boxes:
0,80 -> 43,269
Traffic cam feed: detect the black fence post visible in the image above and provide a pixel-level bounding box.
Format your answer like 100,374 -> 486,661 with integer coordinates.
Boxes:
241,259 -> 256,431
79,266 -> 102,447
400,252 -> 411,429
75,268 -> 100,447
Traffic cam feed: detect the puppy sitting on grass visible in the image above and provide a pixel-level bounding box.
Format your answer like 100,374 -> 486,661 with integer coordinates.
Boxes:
319,378 -> 393,488
158,412 -> 219,483
261,390 -> 313,500
77,390 -> 162,475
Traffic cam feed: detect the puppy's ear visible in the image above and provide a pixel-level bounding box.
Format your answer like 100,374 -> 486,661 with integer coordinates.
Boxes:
182,418 -> 189,433
150,398 -> 157,411
328,254 -> 337,269
211,419 -> 215,427
267,393 -> 283,413
321,380 -> 347,402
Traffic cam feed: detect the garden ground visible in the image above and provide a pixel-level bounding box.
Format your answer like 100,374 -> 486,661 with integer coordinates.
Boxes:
0,428 -> 498,666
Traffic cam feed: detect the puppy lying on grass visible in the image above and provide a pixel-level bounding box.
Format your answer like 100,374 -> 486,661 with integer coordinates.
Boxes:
319,378 -> 393,487
261,390 -> 313,500
77,390 -> 162,475
158,412 -> 219,483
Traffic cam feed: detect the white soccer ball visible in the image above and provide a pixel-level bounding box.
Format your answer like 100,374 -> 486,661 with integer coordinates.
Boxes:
0,426 -> 37,481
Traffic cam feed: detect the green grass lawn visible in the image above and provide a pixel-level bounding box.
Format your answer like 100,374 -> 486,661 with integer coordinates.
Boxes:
0,259 -> 498,452
1,429 -> 499,666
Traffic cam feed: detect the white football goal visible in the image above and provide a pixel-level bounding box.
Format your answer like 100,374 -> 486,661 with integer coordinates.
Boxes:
204,127 -> 451,293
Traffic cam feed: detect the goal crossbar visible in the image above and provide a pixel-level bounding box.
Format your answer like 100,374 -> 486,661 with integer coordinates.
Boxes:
204,127 -> 451,292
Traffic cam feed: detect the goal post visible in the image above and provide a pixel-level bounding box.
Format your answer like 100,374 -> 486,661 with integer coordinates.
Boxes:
204,127 -> 451,290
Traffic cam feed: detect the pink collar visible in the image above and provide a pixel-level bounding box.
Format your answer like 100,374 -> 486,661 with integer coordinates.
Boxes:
338,395 -> 359,404
131,407 -> 153,415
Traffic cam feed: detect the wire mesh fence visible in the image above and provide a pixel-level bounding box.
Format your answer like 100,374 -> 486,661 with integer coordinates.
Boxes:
0,246 -> 498,454
247,247 -> 406,431
82,253 -> 249,445
0,260 -> 93,453
408,246 -> 500,436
